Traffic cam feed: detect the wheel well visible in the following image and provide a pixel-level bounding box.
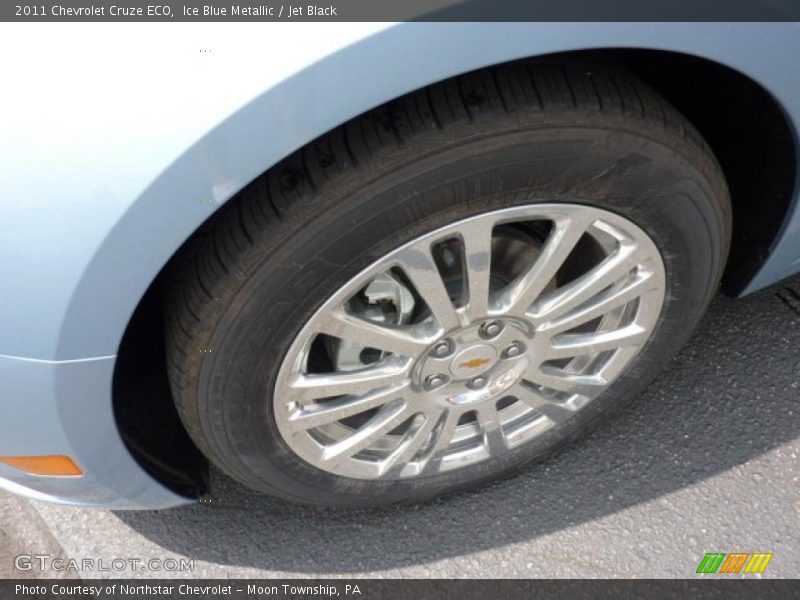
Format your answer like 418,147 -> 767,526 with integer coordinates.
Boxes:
113,49 -> 797,492
595,49 -> 796,295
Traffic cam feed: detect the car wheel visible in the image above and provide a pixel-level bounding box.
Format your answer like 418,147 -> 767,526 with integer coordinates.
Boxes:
166,61 -> 730,506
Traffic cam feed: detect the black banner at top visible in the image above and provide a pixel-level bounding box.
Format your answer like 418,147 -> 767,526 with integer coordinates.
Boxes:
5,0 -> 800,22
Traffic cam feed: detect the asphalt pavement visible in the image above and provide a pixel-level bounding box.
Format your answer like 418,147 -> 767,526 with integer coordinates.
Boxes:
7,275 -> 800,578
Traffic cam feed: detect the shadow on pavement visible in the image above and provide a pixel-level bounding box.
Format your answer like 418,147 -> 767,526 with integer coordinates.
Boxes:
116,276 -> 800,572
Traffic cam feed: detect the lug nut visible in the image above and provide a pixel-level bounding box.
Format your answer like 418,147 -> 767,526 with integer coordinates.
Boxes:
467,376 -> 488,390
431,339 -> 452,358
504,342 -> 523,358
480,320 -> 503,338
425,374 -> 448,390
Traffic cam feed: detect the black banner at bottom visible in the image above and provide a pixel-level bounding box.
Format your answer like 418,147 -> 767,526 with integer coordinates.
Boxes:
3,579 -> 799,600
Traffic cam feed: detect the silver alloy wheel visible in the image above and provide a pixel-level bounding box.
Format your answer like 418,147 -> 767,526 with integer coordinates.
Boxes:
273,204 -> 666,480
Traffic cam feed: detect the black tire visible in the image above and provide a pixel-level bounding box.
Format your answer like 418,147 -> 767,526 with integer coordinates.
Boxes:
165,60 -> 731,507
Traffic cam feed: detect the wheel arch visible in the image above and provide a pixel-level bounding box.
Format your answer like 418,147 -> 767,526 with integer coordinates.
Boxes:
60,25 -> 800,362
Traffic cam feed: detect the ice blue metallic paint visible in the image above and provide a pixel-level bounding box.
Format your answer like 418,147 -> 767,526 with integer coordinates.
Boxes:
1,22 -> 799,508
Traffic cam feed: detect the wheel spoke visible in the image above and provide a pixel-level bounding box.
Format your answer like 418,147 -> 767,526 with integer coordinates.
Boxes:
513,384 -> 577,423
321,399 -> 409,463
536,269 -> 657,333
529,242 -> 640,322
381,412 -> 439,476
286,383 -> 410,432
476,405 -> 506,456
318,308 -> 432,357
545,324 -> 648,360
396,242 -> 460,331
524,365 -> 608,398
288,362 -> 408,403
419,410 -> 460,474
460,220 -> 494,320
496,213 -> 592,316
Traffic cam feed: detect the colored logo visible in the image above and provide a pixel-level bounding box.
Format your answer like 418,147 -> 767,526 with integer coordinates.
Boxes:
696,552 -> 773,574
458,357 -> 492,370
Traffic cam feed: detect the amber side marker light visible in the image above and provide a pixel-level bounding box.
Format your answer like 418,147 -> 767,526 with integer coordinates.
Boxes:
0,455 -> 83,476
